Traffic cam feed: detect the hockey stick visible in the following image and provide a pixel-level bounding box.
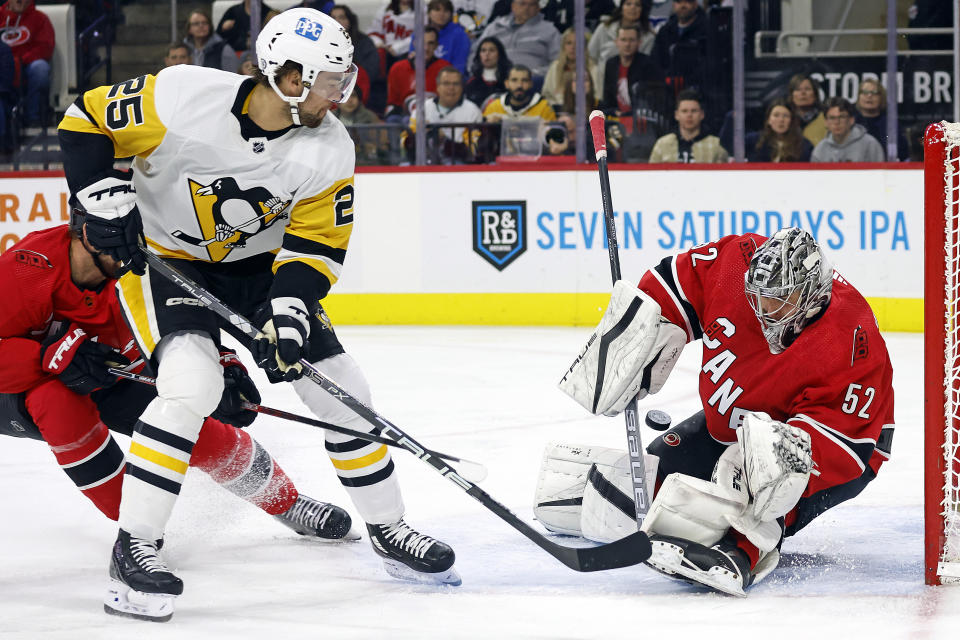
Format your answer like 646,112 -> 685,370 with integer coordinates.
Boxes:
589,111 -> 650,528
107,367 -> 489,483
171,209 -> 288,247
141,250 -> 651,571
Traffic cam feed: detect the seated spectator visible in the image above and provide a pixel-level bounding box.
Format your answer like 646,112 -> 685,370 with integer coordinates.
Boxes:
409,66 -> 483,162
428,0 -> 471,74
216,0 -> 278,53
335,86 -> 388,165
386,26 -> 448,118
787,72 -> 827,147
811,96 -> 884,163
482,64 -> 557,122
648,88 -> 727,163
452,0 -> 498,38
0,0 -> 53,126
542,28 -> 599,111
465,36 -> 510,107
599,24 -> 665,119
854,78 -> 907,160
589,0 -> 655,90
651,0 -> 707,99
543,0 -> 616,34
472,0 -> 561,78
745,98 -> 812,162
369,0 -> 416,66
163,43 -> 190,68
183,10 -> 239,73
559,72 -> 598,115
331,5 -> 382,88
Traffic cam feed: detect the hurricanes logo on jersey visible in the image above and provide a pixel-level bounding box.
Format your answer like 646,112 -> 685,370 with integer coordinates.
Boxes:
175,177 -> 291,262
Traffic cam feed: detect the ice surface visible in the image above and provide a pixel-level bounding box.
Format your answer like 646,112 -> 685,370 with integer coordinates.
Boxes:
1,328 -> 957,638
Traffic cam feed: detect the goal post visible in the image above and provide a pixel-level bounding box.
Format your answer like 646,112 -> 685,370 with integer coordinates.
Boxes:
925,121 -> 960,586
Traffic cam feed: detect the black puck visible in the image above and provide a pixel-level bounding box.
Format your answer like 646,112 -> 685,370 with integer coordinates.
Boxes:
645,409 -> 672,431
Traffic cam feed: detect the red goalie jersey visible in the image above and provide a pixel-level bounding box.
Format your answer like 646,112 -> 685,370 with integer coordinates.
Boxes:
638,233 -> 894,506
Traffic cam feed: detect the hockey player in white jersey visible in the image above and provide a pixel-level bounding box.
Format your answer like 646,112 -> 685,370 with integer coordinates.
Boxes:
58,8 -> 457,622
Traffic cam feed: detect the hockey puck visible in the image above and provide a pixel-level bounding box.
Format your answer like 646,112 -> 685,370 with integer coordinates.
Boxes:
645,409 -> 672,431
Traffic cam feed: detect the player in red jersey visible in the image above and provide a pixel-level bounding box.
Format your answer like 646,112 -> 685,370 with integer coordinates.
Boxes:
540,227 -> 894,596
0,222 -> 360,606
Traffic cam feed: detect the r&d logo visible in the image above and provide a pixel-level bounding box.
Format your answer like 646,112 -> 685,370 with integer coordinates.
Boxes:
472,200 -> 526,271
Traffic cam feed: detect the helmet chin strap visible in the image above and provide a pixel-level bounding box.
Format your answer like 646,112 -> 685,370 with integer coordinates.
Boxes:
267,73 -> 309,126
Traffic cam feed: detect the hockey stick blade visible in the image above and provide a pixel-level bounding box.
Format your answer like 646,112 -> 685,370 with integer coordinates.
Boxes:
142,252 -> 652,572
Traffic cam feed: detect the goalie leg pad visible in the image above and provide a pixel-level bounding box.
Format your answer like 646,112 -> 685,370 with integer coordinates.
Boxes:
558,282 -> 686,416
639,472 -> 746,547
580,454 -> 659,543
737,412 -> 813,522
712,444 -> 785,553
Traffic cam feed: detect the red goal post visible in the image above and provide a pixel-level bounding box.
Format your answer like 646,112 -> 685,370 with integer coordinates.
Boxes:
925,121 -> 960,585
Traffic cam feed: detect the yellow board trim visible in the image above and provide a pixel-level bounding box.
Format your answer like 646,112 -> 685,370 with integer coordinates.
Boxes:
129,442 -> 189,475
320,294 -> 923,332
329,444 -> 388,470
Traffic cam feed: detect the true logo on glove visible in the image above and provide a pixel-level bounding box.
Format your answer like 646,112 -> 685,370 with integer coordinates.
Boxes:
46,328 -> 86,371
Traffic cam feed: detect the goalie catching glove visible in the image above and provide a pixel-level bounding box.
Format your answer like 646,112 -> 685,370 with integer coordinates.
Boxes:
251,297 -> 311,382
558,281 -> 686,416
71,170 -> 146,276
737,412 -> 813,521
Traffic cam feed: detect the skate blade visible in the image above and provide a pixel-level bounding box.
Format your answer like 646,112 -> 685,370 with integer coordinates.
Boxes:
645,540 -> 746,598
104,578 -> 177,622
381,558 -> 462,587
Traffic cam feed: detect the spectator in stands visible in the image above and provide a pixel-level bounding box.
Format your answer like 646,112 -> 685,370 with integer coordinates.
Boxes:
472,0 -> 562,78
163,43 -> 190,68
216,0 -> 277,53
599,24 -> 665,118
369,0 -> 416,67
651,0 -> 708,99
451,0 -> 497,38
483,63 -> 556,122
589,0 -> 655,90
542,28 -> 599,111
543,0 -> 616,34
786,72 -> 826,147
648,88 -> 727,163
0,0 -> 53,126
429,0 -> 471,74
559,71 -> 598,115
335,86 -> 387,165
386,26 -> 448,118
465,36 -> 510,107
854,78 -> 906,161
811,96 -> 884,163
183,9 -> 239,73
331,4 -> 382,87
0,39 -> 13,150
409,65 -> 483,163
744,98 -> 812,163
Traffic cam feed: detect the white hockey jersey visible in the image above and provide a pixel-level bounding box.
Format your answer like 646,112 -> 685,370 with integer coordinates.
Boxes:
58,65 -> 356,291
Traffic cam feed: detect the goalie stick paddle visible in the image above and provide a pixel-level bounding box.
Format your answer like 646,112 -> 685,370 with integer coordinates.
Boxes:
141,251 -> 651,572
589,110 -> 651,529
107,367 -> 489,483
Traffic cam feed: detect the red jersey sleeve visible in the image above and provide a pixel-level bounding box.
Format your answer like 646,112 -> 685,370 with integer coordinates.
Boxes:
0,251 -> 56,392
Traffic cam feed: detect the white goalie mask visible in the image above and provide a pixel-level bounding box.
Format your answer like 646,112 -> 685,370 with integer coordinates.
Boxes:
256,8 -> 358,125
744,228 -> 833,354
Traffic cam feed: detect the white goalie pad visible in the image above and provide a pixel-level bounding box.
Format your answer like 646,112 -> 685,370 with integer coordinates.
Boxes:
712,444 -> 786,553
533,442 -> 658,540
558,281 -> 686,416
737,412 -> 813,522
580,451 -> 659,543
640,473 -> 746,548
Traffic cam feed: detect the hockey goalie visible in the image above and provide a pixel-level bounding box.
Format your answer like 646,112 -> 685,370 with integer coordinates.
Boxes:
537,228 -> 894,596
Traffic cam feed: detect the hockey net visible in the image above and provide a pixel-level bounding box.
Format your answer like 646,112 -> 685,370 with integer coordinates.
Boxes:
926,121 -> 960,585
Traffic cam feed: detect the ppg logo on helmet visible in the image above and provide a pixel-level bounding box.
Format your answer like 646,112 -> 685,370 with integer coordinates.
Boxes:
294,17 -> 324,41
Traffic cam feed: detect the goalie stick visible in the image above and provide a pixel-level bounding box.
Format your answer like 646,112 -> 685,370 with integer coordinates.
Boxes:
141,250 -> 652,572
589,110 -> 650,528
107,367 -> 489,483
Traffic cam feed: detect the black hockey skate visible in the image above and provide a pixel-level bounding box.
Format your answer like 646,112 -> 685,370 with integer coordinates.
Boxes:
275,494 -> 361,541
367,519 -> 460,586
645,534 -> 751,597
104,529 -> 182,622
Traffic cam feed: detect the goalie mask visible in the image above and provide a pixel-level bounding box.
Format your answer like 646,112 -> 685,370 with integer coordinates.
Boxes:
744,228 -> 833,354
256,8 -> 358,125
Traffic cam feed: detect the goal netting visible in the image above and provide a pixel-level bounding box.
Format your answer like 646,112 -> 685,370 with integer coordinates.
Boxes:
925,121 -> 960,585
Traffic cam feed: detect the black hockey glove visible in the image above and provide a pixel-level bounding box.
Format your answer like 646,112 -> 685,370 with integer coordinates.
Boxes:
211,349 -> 261,428
72,169 -> 146,276
250,297 -> 311,382
40,323 -> 131,395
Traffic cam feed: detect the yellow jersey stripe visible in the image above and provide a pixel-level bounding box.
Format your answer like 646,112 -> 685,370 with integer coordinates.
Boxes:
272,256 -> 338,284
117,272 -> 158,354
129,441 -> 189,475
329,445 -> 388,471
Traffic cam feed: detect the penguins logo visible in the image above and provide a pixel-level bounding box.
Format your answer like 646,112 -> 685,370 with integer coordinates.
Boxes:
174,177 -> 291,261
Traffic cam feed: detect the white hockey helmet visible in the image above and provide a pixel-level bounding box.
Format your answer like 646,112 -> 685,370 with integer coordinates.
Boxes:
256,8 -> 357,123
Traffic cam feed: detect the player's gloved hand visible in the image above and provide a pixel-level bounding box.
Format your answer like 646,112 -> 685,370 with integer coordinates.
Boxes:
40,323 -> 131,394
250,297 -> 311,382
211,349 -> 261,428
72,169 -> 146,276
